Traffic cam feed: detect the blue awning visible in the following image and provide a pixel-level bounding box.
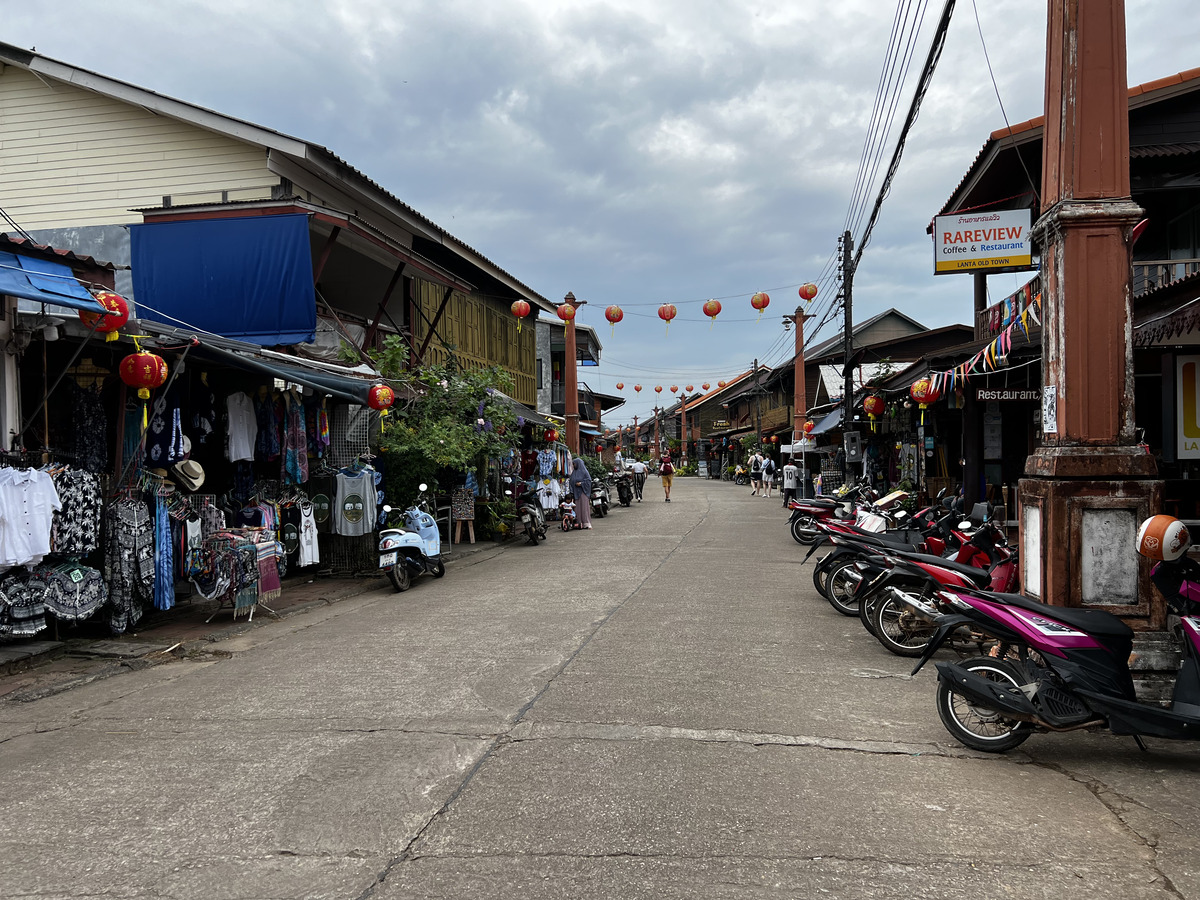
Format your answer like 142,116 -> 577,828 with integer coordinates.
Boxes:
808,406 -> 843,436
0,252 -> 104,314
131,214 -> 317,345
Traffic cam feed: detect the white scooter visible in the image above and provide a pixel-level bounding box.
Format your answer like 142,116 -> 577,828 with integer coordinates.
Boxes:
379,483 -> 446,592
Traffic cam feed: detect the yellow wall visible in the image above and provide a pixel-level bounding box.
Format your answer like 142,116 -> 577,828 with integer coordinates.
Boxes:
0,67 -> 274,229
412,278 -> 536,406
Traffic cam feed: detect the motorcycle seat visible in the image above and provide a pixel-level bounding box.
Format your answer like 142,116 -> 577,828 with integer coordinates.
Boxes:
889,550 -> 993,584
980,591 -> 1134,639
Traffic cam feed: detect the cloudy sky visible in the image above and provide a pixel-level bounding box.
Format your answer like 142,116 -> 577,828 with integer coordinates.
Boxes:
5,1 -> 1198,424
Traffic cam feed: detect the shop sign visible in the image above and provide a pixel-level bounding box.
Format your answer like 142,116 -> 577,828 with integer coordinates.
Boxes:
933,209 -> 1032,274
712,419 -> 730,428
976,389 -> 1040,401
1178,355 -> 1200,458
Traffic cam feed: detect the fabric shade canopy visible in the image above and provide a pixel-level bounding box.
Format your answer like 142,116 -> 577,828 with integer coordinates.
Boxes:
807,406 -> 843,436
131,214 -> 317,345
0,252 -> 105,314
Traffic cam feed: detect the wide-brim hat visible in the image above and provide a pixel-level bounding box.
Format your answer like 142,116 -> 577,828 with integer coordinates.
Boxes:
172,459 -> 205,492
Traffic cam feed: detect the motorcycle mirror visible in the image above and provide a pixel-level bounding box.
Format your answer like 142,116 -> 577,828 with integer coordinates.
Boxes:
959,520 -> 973,531
382,505 -> 392,513
504,490 -> 513,496
418,483 -> 429,492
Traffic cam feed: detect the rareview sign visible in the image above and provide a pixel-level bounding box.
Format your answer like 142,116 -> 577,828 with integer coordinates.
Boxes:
933,210 -> 1032,274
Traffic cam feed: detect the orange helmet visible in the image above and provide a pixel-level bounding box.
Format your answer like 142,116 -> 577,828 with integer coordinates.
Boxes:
1137,515 -> 1192,561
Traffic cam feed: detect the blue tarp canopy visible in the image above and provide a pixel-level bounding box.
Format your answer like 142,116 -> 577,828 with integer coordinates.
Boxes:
131,214 -> 316,345
0,252 -> 104,314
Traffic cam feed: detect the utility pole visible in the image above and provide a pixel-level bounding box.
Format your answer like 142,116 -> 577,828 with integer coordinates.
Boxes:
753,358 -> 762,446
784,305 -> 816,497
562,291 -> 587,455
680,393 -> 688,463
653,406 -> 660,460
632,415 -> 638,455
841,231 -> 855,482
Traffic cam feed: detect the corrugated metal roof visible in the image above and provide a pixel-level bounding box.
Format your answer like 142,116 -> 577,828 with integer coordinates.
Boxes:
0,233 -> 120,271
1131,142 -> 1200,158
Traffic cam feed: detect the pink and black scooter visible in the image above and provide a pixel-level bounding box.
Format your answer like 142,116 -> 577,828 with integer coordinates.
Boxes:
908,515 -> 1200,753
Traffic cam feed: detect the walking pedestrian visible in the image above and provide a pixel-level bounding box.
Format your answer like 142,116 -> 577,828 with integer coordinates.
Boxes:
782,456 -> 799,507
570,457 -> 593,529
750,452 -> 763,496
630,457 -> 647,501
762,454 -> 776,498
660,452 -> 675,502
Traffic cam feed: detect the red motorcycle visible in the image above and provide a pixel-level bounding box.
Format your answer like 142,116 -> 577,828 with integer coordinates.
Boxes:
852,517 -> 1019,656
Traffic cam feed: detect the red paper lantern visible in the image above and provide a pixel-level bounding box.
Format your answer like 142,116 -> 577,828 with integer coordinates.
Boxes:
511,299 -> 531,333
803,420 -> 815,435
79,291 -> 130,341
367,384 -> 395,412
544,428 -> 559,443
657,303 -> 677,334
595,444 -> 603,454
909,377 -> 941,406
685,385 -> 694,393
670,385 -> 679,394
119,351 -> 168,400
605,305 -> 623,336
655,386 -> 663,394
557,302 -> 576,322
616,382 -> 625,390
702,299 -> 722,328
864,394 -> 885,432
751,292 -> 770,320
909,377 -> 942,426
799,283 -> 818,301
634,384 -> 643,393
702,382 -> 710,391
718,380 -> 727,388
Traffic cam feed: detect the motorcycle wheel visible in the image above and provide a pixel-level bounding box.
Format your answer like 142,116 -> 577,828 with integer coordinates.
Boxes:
857,586 -> 883,638
871,595 -> 938,657
528,527 -> 540,546
935,657 -> 1034,753
790,514 -> 820,545
823,560 -> 862,617
812,555 -> 834,598
735,475 -> 748,485
432,560 -> 446,577
387,564 -> 410,592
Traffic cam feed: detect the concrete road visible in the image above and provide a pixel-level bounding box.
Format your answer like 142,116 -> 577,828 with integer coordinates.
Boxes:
2,477 -> 1199,899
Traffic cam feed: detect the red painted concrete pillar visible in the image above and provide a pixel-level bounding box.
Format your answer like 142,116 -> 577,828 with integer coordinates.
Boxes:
1019,0 -> 1163,624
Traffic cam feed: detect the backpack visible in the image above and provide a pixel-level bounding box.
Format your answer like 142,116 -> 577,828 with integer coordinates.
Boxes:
763,458 -> 775,475
660,459 -> 674,475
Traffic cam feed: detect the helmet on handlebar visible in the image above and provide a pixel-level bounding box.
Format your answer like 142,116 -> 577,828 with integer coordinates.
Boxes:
1137,515 -> 1192,561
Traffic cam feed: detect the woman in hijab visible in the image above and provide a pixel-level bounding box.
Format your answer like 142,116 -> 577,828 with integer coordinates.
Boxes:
570,457 -> 593,529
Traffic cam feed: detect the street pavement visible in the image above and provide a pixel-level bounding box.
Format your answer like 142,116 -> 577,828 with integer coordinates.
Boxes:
2,476 -> 1200,899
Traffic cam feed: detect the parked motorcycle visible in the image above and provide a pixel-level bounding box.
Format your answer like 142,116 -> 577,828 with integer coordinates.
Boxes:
787,481 -> 893,545
503,475 -> 547,546
910,514 -> 1200,753
613,470 -> 634,507
734,464 -> 750,486
378,483 -> 446,591
591,476 -> 611,518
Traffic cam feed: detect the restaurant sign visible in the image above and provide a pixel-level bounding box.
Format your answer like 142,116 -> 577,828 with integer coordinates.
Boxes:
934,209 -> 1032,274
976,389 -> 1040,402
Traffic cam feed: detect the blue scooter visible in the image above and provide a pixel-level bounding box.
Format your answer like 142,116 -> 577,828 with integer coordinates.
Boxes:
379,483 -> 446,591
